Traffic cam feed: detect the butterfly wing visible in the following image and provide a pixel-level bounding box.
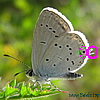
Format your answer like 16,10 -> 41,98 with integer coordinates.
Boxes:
31,7 -> 89,78
39,31 -> 89,77
31,7 -> 74,75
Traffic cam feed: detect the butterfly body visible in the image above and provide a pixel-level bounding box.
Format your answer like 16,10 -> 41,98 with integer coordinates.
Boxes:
26,68 -> 83,85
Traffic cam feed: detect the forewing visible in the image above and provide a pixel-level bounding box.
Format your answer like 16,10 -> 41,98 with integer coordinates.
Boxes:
31,7 -> 73,75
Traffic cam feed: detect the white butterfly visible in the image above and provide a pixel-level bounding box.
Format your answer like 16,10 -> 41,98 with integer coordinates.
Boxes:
5,7 -> 91,92
25,7 -> 90,91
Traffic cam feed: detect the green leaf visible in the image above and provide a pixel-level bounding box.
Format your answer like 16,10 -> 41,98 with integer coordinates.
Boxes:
30,84 -> 35,90
32,88 -> 41,96
0,79 -> 68,99
26,82 -> 30,88
20,82 -> 27,96
0,90 -> 4,98
16,82 -> 23,90
26,87 -> 33,94
25,82 -> 33,94
9,78 -> 16,88
5,82 -> 19,98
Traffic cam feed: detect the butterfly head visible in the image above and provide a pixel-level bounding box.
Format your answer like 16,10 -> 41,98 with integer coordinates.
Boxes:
25,69 -> 35,78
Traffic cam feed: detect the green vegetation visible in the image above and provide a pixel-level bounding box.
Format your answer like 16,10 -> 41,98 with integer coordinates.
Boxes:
0,78 -> 67,99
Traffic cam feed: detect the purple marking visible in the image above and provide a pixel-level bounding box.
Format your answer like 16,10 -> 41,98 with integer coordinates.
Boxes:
79,45 -> 98,59
79,46 -> 86,59
86,45 -> 98,59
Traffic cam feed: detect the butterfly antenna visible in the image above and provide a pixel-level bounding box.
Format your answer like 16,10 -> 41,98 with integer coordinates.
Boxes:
4,54 -> 31,69
14,69 -> 27,77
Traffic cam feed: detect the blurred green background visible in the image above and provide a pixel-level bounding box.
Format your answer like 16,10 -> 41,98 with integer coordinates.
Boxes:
0,0 -> 100,100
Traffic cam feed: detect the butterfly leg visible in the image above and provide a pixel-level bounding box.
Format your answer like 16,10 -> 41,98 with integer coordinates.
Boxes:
49,80 -> 61,92
25,79 -> 30,85
46,79 -> 53,89
37,81 -> 42,93
33,81 -> 37,87
49,82 -> 53,89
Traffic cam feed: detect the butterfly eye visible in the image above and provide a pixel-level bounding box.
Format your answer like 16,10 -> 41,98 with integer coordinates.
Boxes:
29,71 -> 33,76
26,69 -> 33,77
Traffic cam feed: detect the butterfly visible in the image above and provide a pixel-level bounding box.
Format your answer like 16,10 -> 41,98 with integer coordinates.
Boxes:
25,7 -> 90,91
4,7 -> 91,92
